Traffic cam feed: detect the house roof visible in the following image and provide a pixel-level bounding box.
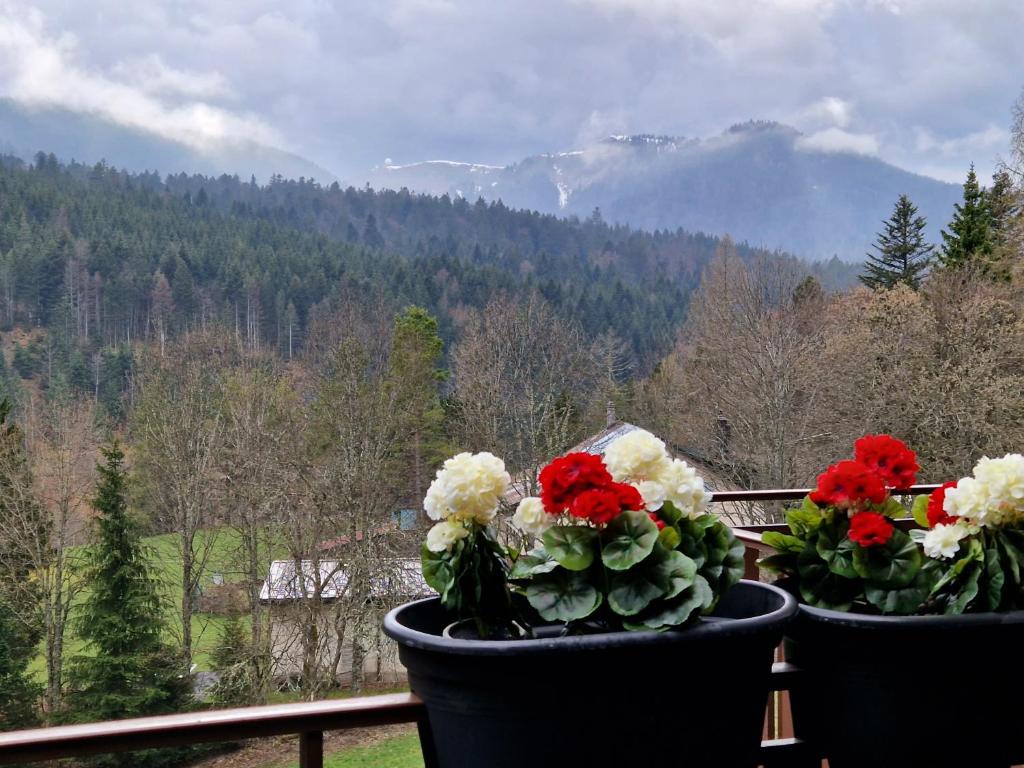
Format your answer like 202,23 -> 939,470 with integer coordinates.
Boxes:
259,558 -> 433,602
506,421 -> 759,524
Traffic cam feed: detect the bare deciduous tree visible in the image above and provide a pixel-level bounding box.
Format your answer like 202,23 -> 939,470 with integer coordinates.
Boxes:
674,239 -> 828,517
133,335 -> 227,672
23,395 -> 97,714
452,293 -> 593,494
218,359 -> 298,703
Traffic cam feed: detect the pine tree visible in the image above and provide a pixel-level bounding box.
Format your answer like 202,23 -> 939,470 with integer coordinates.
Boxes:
940,165 -> 994,270
389,307 -> 447,519
0,398 -> 43,730
0,601 -> 41,731
65,442 -> 189,750
988,170 -> 1021,275
208,616 -> 253,708
860,194 -> 934,289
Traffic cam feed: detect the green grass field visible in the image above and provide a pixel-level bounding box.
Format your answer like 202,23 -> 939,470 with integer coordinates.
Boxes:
278,733 -> 424,768
31,528 -> 286,680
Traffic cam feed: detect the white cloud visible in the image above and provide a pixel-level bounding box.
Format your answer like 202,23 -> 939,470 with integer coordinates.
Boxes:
800,96 -> 853,129
0,3 -> 277,150
0,0 -> 1019,182
111,54 -> 234,101
797,127 -> 880,155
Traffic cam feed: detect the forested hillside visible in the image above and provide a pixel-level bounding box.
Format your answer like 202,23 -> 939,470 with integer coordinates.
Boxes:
0,153 -> 855,415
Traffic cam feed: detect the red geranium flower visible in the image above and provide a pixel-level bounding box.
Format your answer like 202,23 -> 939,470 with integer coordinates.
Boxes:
539,452 -> 613,513
570,482 -> 645,525
848,511 -> 895,547
613,482 -> 645,512
648,512 -> 666,530
810,460 -> 888,509
927,481 -> 958,528
853,434 -> 919,489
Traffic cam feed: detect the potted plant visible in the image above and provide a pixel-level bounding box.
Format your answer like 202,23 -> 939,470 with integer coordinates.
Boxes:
761,436 -> 1024,767
384,430 -> 796,768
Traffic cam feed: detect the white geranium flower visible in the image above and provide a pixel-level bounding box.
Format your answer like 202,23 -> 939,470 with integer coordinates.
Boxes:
425,520 -> 470,552
973,454 -> 1024,524
659,459 -> 712,518
943,477 -> 990,525
922,523 -> 969,560
424,476 -> 450,521
635,479 -> 668,511
423,451 -> 512,524
604,429 -> 671,482
511,497 -> 553,538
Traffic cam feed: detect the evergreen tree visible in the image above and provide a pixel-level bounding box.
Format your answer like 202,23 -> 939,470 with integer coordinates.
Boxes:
208,616 -> 254,708
860,194 -> 934,290
0,601 -> 41,730
65,442 -> 189,757
988,170 -> 1021,274
940,165 -> 994,270
0,397 -> 43,731
388,307 -> 448,515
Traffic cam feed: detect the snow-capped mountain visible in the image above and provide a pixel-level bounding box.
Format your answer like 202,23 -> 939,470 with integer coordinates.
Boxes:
362,122 -> 961,261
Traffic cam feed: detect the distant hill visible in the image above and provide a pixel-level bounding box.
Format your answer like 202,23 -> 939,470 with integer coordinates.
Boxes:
0,99 -> 337,185
363,122 -> 962,261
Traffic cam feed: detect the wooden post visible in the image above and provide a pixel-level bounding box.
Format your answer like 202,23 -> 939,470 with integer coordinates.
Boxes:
417,708 -> 440,768
299,731 -> 323,768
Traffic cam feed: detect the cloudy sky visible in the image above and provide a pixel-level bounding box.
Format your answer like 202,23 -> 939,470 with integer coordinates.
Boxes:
0,0 -> 1020,182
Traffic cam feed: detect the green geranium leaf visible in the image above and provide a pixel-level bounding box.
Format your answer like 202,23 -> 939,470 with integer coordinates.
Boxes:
762,531 -> 805,554
623,575 -> 711,631
606,548 -> 692,616
758,552 -> 798,574
853,528 -> 921,589
658,525 -> 682,550
659,501 -> 685,526
876,496 -> 906,518
997,532 -> 1024,588
930,538 -> 983,598
677,520 -> 708,570
526,570 -> 602,622
543,526 -> 599,571
659,549 -> 698,599
798,545 -> 859,611
509,547 -> 559,579
865,559 -> 940,615
814,520 -> 858,578
602,510 -> 659,571
946,565 -> 981,615
719,528 -> 746,594
608,569 -> 665,616
787,503 -> 823,538
980,546 -> 1006,612
911,495 -> 931,528
421,543 -> 457,597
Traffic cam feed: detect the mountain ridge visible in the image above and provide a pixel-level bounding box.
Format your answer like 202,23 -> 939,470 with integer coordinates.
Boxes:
0,99 -> 338,185
363,122 -> 962,260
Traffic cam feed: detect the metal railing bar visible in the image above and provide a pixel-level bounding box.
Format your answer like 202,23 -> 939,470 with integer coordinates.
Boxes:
711,484 -> 941,503
0,693 -> 423,765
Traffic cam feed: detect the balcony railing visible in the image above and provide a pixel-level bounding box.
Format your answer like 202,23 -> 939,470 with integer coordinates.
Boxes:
0,485 -> 942,768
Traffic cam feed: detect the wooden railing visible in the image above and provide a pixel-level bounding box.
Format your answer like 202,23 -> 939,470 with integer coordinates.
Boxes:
0,485 -> 943,768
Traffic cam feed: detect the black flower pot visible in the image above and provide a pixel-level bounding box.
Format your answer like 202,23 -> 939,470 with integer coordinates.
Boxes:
786,604 -> 1024,768
384,580 -> 795,768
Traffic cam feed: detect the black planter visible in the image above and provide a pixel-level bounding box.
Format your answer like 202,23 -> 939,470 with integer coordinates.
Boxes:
384,580 -> 795,768
786,604 -> 1024,768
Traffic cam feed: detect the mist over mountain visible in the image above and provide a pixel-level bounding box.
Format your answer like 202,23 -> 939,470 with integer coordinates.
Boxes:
0,99 -> 337,185
364,121 -> 962,261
